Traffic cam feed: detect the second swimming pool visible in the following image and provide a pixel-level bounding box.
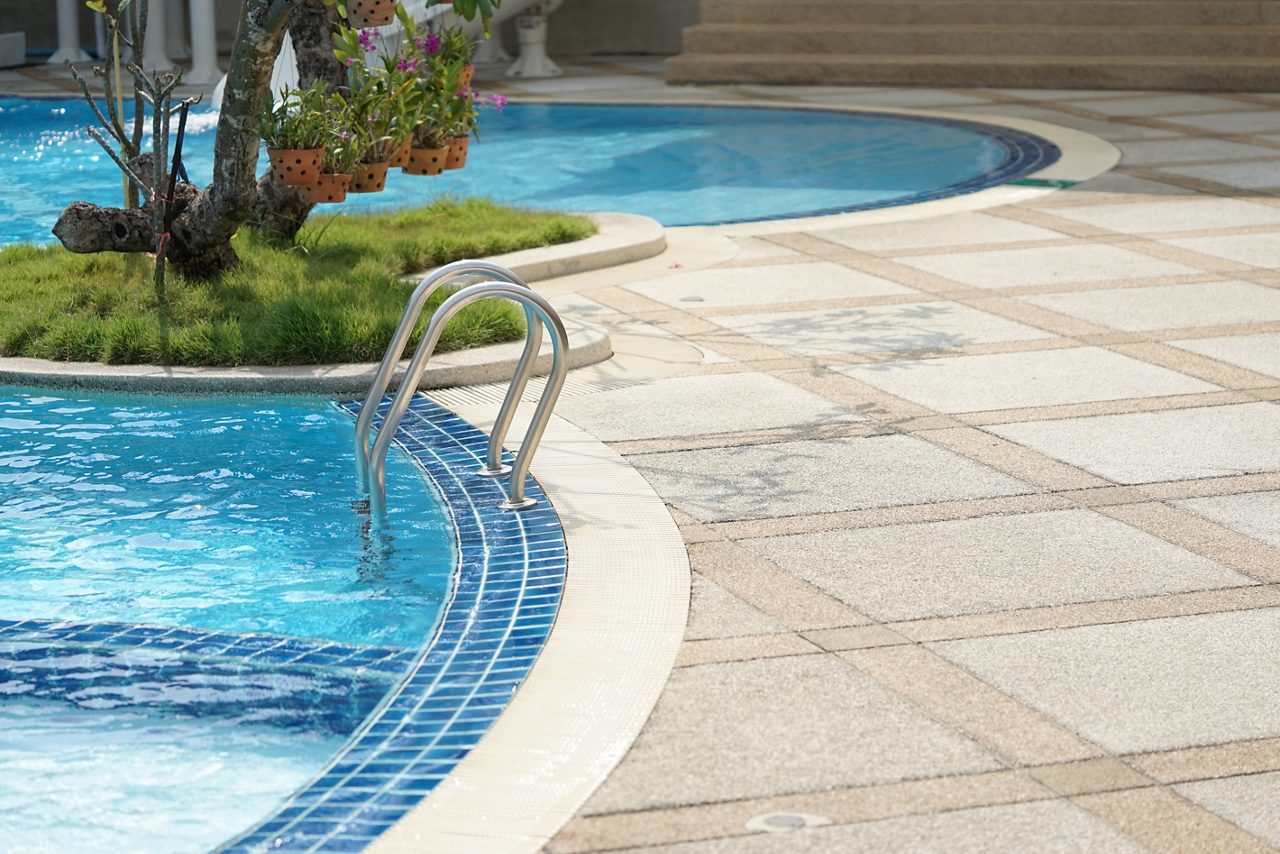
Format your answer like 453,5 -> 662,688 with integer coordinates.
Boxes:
0,100 -> 1060,244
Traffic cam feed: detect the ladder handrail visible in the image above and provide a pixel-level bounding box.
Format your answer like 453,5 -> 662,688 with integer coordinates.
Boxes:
354,260 -> 542,487
367,281 -> 569,517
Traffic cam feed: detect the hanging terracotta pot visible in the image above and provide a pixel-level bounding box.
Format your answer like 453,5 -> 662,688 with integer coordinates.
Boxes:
268,147 -> 324,186
458,63 -> 475,89
403,146 -> 449,176
350,161 -> 390,193
445,136 -> 470,170
387,138 -> 412,168
346,0 -> 396,27
297,173 -> 352,204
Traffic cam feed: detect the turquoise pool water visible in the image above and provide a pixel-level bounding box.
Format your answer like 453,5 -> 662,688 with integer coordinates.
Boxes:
0,98 -> 1059,243
0,386 -> 454,648
0,386 -> 456,851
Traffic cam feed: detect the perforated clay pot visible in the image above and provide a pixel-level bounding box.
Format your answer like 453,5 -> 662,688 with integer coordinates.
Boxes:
269,147 -> 324,186
346,0 -> 396,27
350,162 -> 390,193
402,146 -> 448,176
445,136 -> 470,170
388,139 -> 412,168
297,173 -> 352,204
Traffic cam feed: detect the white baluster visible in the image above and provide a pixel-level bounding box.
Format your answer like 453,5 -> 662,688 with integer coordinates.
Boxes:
506,0 -> 564,78
166,0 -> 191,60
142,0 -> 176,71
186,0 -> 222,84
49,0 -> 92,64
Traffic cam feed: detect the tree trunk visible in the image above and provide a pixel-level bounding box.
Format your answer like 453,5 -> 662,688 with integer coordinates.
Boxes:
172,0 -> 294,274
292,0 -> 346,90
247,0 -> 346,244
54,0 -> 308,279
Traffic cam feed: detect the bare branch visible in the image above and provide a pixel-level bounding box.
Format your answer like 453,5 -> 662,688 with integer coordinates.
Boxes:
71,65 -> 128,150
87,126 -> 149,188
170,94 -> 203,115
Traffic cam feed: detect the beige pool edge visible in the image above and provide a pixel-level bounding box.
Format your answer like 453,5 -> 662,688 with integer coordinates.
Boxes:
368,407 -> 692,854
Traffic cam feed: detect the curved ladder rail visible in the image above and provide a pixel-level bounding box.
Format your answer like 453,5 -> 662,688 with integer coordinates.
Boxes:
354,260 -> 543,488
367,282 -> 569,518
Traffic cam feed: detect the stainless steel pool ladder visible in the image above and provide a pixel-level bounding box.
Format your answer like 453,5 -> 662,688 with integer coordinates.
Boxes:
355,260 -> 569,516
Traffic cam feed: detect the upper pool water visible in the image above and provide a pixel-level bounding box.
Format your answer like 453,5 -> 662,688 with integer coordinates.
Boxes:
0,98 -> 1060,243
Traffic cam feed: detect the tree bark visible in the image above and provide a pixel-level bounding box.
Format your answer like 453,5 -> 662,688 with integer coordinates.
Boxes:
247,0 -> 347,244
54,0 -> 304,279
53,202 -> 155,253
291,0 -> 346,90
173,0 -> 294,270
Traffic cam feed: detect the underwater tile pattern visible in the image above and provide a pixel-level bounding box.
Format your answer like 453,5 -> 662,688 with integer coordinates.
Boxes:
0,618 -> 416,675
0,619 -> 409,735
212,396 -> 566,852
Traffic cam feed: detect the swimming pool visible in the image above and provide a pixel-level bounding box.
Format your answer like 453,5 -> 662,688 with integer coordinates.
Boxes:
0,386 -> 567,852
0,98 -> 1060,243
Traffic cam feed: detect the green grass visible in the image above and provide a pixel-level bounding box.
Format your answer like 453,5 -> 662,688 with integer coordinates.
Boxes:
0,198 -> 596,366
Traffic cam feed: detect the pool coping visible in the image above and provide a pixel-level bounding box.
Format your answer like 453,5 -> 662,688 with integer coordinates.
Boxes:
364,401 -> 690,854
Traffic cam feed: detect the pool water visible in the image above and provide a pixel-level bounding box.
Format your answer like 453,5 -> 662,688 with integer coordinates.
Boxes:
0,698 -> 348,854
0,386 -> 457,852
0,386 -> 454,648
0,99 -> 1060,243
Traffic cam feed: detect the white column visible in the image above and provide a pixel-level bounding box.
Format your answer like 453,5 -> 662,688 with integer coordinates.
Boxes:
474,27 -> 513,64
49,0 -> 92,64
186,0 -> 222,84
94,12 -> 108,63
142,0 -> 176,71
165,0 -> 191,59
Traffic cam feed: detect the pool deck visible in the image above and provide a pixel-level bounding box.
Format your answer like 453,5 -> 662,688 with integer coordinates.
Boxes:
9,57 -> 1280,852
501,60 -> 1280,853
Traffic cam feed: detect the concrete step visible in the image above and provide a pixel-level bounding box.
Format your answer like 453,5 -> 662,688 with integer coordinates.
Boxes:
682,22 -> 1280,58
665,51 -> 1280,91
699,0 -> 1280,27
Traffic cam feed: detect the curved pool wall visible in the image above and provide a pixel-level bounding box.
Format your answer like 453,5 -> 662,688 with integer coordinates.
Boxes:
0,99 -> 1060,243
220,395 -> 566,852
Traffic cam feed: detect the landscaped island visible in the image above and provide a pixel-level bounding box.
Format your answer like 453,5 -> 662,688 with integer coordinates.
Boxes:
0,198 -> 594,366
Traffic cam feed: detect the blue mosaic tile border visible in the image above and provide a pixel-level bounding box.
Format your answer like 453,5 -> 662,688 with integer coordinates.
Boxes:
216,395 -> 567,853
693,107 -> 1063,226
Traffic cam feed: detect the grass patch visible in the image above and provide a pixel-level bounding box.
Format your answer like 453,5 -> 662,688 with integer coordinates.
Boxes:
0,198 -> 596,366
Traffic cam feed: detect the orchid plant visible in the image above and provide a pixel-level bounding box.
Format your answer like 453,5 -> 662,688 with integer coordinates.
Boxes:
258,81 -> 331,150
325,2 -> 507,156
320,92 -> 364,175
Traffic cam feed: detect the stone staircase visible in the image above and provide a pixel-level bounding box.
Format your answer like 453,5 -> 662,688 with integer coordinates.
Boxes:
666,0 -> 1280,91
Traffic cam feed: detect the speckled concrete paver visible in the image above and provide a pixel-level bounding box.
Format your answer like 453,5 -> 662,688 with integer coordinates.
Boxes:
9,56 -> 1280,854
517,62 -> 1280,854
